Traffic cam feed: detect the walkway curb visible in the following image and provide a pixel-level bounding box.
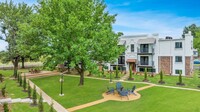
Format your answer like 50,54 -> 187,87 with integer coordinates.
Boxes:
28,79 -> 68,112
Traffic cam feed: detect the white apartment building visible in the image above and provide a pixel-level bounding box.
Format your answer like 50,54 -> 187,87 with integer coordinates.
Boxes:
109,32 -> 194,76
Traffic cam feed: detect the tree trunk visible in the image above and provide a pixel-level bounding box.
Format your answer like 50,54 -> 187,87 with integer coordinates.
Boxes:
13,57 -> 19,78
21,57 -> 25,69
79,70 -> 84,86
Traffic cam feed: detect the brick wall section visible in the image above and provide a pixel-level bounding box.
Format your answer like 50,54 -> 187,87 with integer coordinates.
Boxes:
159,56 -> 172,75
185,56 -> 191,76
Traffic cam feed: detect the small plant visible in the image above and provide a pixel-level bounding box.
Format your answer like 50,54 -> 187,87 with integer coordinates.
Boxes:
102,66 -> 105,77
176,70 -> 185,86
19,75 -> 23,87
38,93 -> 44,112
1,84 -> 6,97
0,73 -> 3,82
143,68 -> 149,82
115,65 -> 119,78
23,75 -> 27,91
32,85 -> 37,106
128,65 -> 134,80
27,81 -> 31,98
158,71 -> 165,84
3,102 -> 9,112
49,101 -> 54,112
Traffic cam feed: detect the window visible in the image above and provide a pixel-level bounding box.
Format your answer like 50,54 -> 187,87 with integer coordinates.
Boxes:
175,56 -> 182,62
140,44 -> 149,53
175,42 -> 182,48
140,56 -> 149,65
175,70 -> 182,74
131,44 -> 134,52
118,56 -> 125,64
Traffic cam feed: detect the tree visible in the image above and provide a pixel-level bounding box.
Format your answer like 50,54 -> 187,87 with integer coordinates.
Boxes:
1,84 -> 6,97
23,74 -> 27,91
0,1 -> 33,78
115,65 -> 119,78
183,24 -> 200,53
128,65 -> 134,80
32,85 -> 37,105
0,73 -> 3,82
143,68 -> 149,82
158,70 -> 165,84
38,93 -> 44,112
19,75 -> 22,87
19,0 -> 124,86
49,101 -> 54,112
3,102 -> 9,112
27,81 -> 31,98
176,70 -> 185,86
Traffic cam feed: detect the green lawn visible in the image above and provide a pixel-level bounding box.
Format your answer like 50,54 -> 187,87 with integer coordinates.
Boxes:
77,87 -> 200,112
11,103 -> 54,112
0,69 -> 29,98
31,75 -> 147,108
130,70 -> 200,89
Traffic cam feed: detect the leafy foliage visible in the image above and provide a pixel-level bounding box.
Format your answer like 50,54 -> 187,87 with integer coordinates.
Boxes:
23,74 -> 27,91
1,84 -> 6,97
3,102 -> 9,112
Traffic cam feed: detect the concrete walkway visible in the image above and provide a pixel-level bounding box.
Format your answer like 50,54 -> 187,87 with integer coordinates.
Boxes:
0,98 -> 34,104
28,79 -> 68,112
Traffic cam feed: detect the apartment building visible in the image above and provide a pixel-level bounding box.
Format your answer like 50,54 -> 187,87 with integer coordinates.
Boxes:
109,32 -> 194,76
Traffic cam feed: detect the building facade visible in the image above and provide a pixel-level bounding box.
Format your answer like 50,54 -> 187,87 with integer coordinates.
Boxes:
109,32 -> 194,76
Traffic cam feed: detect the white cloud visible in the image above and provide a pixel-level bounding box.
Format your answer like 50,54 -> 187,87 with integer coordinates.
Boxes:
112,10 -> 200,38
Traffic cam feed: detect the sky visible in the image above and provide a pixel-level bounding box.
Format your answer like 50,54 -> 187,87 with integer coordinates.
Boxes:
0,0 -> 200,51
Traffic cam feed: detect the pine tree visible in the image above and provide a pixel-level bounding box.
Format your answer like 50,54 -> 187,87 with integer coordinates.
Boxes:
49,101 -> 54,112
19,75 -> 23,86
17,73 -> 20,83
143,68 -> 149,82
115,65 -> 119,78
158,71 -> 165,84
23,74 -> 27,91
1,84 -> 6,97
3,102 -> 9,112
27,81 -> 31,98
38,93 -> 44,112
128,65 -> 134,80
0,73 -> 3,82
32,85 -> 37,105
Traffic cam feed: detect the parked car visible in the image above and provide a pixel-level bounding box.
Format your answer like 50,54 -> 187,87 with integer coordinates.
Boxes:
194,59 -> 200,64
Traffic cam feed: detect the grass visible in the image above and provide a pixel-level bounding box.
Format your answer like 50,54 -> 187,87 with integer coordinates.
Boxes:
31,75 -> 147,108
0,69 -> 29,98
77,86 -> 200,112
126,70 -> 200,89
11,103 -> 54,112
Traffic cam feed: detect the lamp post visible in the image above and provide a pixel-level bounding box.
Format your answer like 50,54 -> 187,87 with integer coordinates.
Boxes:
59,73 -> 64,96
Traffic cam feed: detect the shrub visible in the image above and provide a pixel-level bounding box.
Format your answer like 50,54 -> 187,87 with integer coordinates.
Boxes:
49,101 -> 54,112
115,65 -> 119,78
23,75 -> 27,91
3,102 -> 9,112
176,70 -> 184,86
158,71 -> 165,84
143,68 -> 149,82
27,81 -> 31,98
38,93 -> 44,112
0,73 -> 3,82
19,75 -> 23,87
32,85 -> 37,105
1,84 -> 6,97
128,65 -> 134,80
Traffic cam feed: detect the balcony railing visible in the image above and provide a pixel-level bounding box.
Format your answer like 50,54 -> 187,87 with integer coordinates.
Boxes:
138,61 -> 154,67
137,48 -> 154,54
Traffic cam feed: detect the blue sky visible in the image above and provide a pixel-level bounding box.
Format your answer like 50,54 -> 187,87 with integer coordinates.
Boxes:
0,0 -> 200,51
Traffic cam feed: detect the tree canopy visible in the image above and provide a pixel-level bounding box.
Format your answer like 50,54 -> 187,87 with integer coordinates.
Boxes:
0,1 -> 33,77
18,0 -> 124,85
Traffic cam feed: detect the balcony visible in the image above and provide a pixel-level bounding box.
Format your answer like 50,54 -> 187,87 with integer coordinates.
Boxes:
137,48 -> 154,55
137,61 -> 154,67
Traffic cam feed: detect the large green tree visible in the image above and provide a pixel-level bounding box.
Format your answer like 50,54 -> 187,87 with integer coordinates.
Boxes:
0,1 -> 33,77
183,24 -> 200,52
19,0 -> 124,85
